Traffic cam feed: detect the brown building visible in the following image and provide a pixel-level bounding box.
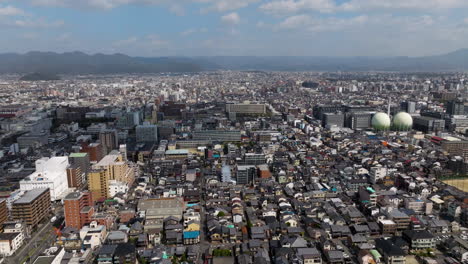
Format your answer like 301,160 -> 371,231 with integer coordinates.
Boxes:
67,166 -> 84,189
81,142 -> 104,162
12,188 -> 51,226
64,191 -> 93,229
379,219 -> 397,234
0,199 -> 7,232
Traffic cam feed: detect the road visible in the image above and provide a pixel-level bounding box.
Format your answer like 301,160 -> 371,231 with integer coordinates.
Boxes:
6,221 -> 55,264
6,205 -> 63,264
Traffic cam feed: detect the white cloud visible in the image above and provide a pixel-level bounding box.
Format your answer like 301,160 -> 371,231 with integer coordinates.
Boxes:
340,0 -> 468,12
198,0 -> 259,12
113,36 -> 138,47
26,0 -> 258,12
277,14 -> 367,32
0,5 -> 26,16
181,27 -> 208,36
259,0 -> 336,15
260,0 -> 468,15
12,18 -> 64,28
221,12 -> 240,25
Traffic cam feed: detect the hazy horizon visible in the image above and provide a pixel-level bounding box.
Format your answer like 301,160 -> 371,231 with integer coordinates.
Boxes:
1,0 -> 468,57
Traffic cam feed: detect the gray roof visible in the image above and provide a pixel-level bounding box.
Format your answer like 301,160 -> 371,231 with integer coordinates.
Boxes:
14,188 -> 49,204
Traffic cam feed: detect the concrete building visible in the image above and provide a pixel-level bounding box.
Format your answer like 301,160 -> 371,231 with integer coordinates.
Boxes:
0,232 -> 24,257
236,165 -> 256,185
99,129 -> 119,154
192,130 -> 241,142
346,112 -> 372,130
370,167 -> 387,184
226,103 -> 267,115
136,123 -> 158,143
446,100 -> 465,116
138,197 -> 186,220
11,188 -> 51,227
323,112 -> 345,127
20,157 -> 70,201
413,116 -> 445,133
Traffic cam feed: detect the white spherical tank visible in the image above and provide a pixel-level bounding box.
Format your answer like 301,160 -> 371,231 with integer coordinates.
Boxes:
372,112 -> 391,131
393,112 -> 413,131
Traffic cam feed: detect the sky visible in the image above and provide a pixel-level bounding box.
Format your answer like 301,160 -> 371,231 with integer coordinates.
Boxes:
0,0 -> 468,57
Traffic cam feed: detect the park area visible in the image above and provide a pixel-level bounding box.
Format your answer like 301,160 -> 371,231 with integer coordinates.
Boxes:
443,178 -> 468,192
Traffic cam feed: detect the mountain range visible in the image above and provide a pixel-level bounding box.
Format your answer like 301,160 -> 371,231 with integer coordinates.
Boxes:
2,49 -> 468,75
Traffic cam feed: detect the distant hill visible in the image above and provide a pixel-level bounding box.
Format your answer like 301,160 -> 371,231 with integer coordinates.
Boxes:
0,51 -> 202,74
1,49 -> 468,74
20,72 -> 60,81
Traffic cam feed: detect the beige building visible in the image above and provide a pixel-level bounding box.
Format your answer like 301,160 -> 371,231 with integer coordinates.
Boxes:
88,151 -> 135,200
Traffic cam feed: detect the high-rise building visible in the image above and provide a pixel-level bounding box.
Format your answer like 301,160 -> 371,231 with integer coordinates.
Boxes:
136,123 -> 158,143
236,165 -> 256,185
401,101 -> 417,114
99,129 -> 119,154
446,100 -> 465,116
81,142 -> 104,162
69,152 -> 90,188
88,169 -> 108,201
64,191 -> 93,229
0,199 -> 7,232
20,157 -> 70,201
12,188 -> 51,226
66,165 -> 84,189
88,151 -> 135,200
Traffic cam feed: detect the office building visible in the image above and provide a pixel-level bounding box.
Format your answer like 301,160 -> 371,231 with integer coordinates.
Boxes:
99,129 -> 119,154
401,101 -> 416,114
323,112 -> 345,127
226,103 -> 267,115
346,112 -> 373,130
192,130 -> 241,142
69,152 -> 91,176
12,188 -> 51,226
446,100 -> 465,116
413,116 -> 445,133
81,142 -> 104,162
313,105 -> 345,120
20,157 -> 70,201
236,165 -> 256,185
64,191 -> 93,229
441,139 -> 468,158
136,123 -> 158,143
243,153 -> 266,165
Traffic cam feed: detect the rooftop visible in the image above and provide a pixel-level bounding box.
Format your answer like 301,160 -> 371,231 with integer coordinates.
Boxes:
14,188 -> 49,204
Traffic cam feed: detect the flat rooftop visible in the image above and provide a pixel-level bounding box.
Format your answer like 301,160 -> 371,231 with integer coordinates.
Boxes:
69,153 -> 88,158
14,188 -> 49,204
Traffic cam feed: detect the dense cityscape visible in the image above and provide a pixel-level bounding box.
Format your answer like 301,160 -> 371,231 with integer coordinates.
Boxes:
0,71 -> 466,264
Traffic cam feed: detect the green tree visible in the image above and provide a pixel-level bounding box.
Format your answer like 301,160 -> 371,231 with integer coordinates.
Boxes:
217,211 -> 225,217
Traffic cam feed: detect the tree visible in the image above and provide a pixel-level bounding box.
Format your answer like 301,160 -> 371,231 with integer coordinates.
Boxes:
217,211 -> 225,217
